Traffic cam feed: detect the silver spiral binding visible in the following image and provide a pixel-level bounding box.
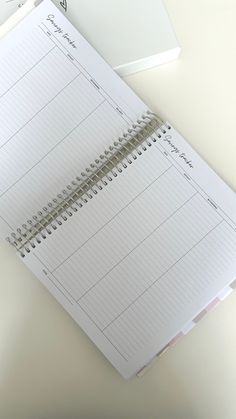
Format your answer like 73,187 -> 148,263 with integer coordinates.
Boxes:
7,111 -> 170,257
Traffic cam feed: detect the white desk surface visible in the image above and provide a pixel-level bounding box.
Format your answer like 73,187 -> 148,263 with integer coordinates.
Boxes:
1,1 -> 236,418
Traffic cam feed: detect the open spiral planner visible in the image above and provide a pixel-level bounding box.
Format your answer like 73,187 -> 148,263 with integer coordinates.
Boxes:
1,0 -> 236,379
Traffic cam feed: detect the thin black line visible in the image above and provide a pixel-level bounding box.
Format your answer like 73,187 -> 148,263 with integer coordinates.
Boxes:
51,271 -> 78,304
0,99 -> 105,199
0,46 -> 55,101
102,333 -> 129,361
33,254 -> 128,360
0,73 -> 81,153
33,253 -> 74,305
77,192 -> 197,303
102,220 -> 223,332
154,136 -> 236,230
76,302 -> 128,361
38,25 -> 82,74
40,23 -> 132,125
154,141 -> 207,199
53,165 -> 172,273
0,215 -> 13,230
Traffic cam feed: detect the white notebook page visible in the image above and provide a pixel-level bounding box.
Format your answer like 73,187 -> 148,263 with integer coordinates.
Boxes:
1,0 -> 236,379
24,124 -> 236,378
0,0 -> 146,238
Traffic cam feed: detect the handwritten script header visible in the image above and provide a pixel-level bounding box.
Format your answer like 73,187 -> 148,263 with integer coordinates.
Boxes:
46,14 -> 77,49
161,135 -> 194,169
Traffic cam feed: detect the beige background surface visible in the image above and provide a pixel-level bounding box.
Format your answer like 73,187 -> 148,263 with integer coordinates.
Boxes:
1,1 -> 236,418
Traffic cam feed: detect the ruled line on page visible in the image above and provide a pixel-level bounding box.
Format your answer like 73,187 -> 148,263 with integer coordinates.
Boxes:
0,99 -> 105,199
0,72 -> 80,152
102,221 -> 223,332
0,46 -> 56,101
51,166 -> 173,273
40,21 -> 133,125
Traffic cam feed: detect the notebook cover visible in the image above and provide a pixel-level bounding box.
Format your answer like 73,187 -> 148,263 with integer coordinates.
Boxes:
0,0 -> 181,76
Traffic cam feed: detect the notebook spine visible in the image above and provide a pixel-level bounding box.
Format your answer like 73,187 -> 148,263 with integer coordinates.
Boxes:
7,111 -> 169,257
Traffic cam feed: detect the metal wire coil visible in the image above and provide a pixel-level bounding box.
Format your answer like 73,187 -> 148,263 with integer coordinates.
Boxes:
7,111 -> 170,257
